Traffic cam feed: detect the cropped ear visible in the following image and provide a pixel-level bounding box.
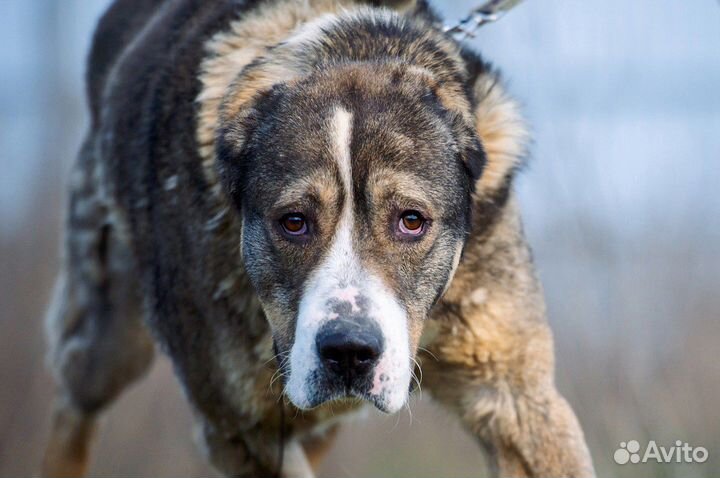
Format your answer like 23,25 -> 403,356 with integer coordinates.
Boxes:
401,65 -> 486,183
215,58 -> 300,198
215,86 -> 276,200
471,72 -> 529,197
446,110 -> 486,182
219,57 -> 299,128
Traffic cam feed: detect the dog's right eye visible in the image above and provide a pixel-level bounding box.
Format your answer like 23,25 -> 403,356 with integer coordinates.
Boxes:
398,210 -> 427,238
280,213 -> 307,236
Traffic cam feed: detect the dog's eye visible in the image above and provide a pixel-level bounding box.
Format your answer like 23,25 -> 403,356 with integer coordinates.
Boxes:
280,213 -> 307,235
398,210 -> 426,236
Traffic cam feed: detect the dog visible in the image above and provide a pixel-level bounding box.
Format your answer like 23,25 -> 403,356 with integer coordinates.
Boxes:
42,0 -> 595,476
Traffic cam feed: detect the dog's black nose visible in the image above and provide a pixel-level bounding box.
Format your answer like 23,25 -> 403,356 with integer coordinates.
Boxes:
316,320 -> 382,386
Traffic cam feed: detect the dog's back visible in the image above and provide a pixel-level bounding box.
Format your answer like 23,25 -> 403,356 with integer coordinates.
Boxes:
84,0 -> 164,124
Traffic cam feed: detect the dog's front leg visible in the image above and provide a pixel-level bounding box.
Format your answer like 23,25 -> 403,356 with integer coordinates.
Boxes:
423,312 -> 594,478
198,422 -> 314,478
422,199 -> 595,478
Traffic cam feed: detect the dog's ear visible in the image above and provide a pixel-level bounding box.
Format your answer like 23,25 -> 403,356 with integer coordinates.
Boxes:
470,72 -> 529,198
399,65 -> 487,183
447,110 -> 486,184
215,58 -> 299,201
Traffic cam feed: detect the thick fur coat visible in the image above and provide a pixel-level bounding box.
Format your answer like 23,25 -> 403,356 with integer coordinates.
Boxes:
42,1 -> 594,477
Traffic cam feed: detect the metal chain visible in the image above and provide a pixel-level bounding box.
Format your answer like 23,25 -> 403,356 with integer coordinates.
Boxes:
444,0 -> 525,40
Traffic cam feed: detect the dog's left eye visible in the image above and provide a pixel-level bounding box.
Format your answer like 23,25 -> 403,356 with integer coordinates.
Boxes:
280,213 -> 307,236
398,210 -> 427,237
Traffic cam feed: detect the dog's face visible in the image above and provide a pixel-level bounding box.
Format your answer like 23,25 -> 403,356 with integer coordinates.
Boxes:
219,63 -> 483,413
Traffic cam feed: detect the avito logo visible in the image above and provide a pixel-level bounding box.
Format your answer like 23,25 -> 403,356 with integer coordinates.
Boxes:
614,440 -> 708,465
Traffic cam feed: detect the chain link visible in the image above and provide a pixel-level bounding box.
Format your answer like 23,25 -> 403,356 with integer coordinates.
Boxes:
443,0 -> 525,40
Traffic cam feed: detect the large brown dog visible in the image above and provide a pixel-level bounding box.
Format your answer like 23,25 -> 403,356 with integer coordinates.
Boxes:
42,0 -> 594,476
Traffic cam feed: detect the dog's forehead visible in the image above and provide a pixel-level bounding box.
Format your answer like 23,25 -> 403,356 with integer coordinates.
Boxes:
252,78 -> 463,206
292,70 -> 458,168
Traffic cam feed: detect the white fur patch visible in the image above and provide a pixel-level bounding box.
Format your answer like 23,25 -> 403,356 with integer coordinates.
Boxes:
365,274 -> 411,412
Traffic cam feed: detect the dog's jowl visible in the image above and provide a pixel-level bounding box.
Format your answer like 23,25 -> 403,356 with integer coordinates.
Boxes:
42,1 -> 595,477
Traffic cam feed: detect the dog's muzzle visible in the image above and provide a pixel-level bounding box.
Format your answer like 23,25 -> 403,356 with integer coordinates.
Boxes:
315,317 -> 383,389
286,274 -> 411,413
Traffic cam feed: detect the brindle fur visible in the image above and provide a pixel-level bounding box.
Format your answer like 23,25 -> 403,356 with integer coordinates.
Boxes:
43,0 -> 594,476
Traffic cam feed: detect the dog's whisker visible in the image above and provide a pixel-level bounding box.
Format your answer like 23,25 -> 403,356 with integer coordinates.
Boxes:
269,369 -> 287,389
410,368 -> 420,390
410,356 -> 423,393
262,354 -> 280,367
418,346 -> 439,362
389,408 -> 403,433
405,399 -> 413,427
262,349 -> 290,367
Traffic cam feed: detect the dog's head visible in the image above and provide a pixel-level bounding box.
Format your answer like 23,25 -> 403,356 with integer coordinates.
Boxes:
216,11 -> 486,413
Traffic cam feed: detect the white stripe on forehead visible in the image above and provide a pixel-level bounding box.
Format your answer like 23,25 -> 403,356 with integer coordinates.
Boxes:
331,107 -> 354,205
323,106 -> 357,283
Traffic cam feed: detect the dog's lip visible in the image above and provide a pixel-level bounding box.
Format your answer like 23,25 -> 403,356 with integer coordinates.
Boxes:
300,388 -> 391,413
347,389 -> 391,413
365,394 -> 391,413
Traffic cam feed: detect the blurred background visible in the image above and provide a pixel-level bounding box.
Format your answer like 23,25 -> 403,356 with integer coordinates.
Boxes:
1,1 -> 718,477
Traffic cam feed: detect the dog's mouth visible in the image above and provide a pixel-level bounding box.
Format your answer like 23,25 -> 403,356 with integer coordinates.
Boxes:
302,383 -> 395,414
277,360 -> 406,414
279,271 -> 414,414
